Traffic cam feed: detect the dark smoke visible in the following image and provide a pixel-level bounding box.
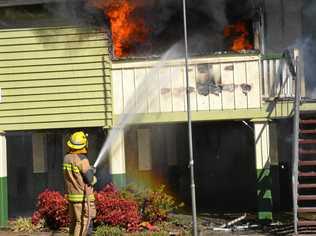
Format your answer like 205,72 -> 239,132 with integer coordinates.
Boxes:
43,0 -> 105,27
0,0 -> 257,55
134,0 -> 257,55
0,0 -> 105,28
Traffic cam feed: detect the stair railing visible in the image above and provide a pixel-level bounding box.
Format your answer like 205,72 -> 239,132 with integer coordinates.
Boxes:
286,49 -> 301,235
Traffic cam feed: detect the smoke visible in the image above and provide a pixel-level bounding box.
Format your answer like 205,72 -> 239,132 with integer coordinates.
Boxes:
130,0 -> 257,55
42,0 -> 105,27
291,38 -> 315,97
0,0 -> 257,54
148,0 -> 228,53
0,0 -> 106,29
301,0 -> 316,98
94,42 -> 184,168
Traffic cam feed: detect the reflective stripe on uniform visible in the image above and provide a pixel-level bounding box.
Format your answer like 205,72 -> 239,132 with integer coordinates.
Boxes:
63,163 -> 80,173
66,194 -> 95,202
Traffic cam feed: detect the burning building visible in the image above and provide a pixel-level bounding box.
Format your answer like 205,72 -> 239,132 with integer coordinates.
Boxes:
0,0 -> 314,233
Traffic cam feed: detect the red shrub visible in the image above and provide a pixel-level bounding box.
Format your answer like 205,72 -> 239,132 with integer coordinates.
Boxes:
32,189 -> 69,229
94,184 -> 141,231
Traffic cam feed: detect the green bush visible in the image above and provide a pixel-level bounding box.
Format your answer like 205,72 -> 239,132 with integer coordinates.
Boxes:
122,185 -> 183,223
11,217 -> 42,233
129,232 -> 169,236
94,225 -> 123,236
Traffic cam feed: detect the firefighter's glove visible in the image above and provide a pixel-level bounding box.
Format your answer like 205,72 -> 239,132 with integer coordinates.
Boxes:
92,176 -> 97,186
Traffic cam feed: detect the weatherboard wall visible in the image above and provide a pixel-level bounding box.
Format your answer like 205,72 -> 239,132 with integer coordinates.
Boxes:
112,55 -> 262,118
0,26 -> 112,131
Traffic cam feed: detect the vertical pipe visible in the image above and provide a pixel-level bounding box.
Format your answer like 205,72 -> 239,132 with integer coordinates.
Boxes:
182,0 -> 198,235
259,7 -> 266,54
292,54 -> 301,235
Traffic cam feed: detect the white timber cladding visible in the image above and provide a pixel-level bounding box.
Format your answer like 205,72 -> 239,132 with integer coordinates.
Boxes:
254,122 -> 270,170
112,55 -> 262,115
262,58 -> 295,98
110,128 -> 126,175
137,129 -> 152,171
0,26 -> 112,131
0,132 -> 7,177
32,133 -> 47,173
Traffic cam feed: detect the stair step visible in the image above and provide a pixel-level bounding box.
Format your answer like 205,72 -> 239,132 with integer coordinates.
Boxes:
299,139 -> 316,144
300,149 -> 316,155
299,172 -> 316,177
298,207 -> 316,213
299,161 -> 316,166
298,184 -> 316,189
298,220 -> 316,226
298,195 -> 316,201
300,120 -> 316,124
301,129 -> 316,134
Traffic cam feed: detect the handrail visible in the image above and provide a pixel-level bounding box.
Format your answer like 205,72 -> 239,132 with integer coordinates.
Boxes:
261,51 -> 299,99
287,49 -> 300,235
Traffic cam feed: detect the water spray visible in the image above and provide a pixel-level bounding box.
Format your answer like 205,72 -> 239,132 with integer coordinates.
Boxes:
93,44 -> 182,169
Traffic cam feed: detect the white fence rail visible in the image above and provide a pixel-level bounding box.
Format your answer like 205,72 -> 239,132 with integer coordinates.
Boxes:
112,54 -> 302,116
112,55 -> 263,115
261,56 -> 295,99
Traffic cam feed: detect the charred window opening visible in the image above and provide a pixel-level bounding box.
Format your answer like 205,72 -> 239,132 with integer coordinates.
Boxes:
224,19 -> 254,52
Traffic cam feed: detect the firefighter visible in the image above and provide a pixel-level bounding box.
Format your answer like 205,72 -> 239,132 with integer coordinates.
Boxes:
63,131 -> 97,236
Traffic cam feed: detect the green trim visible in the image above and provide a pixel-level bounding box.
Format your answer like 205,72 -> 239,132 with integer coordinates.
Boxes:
258,211 -> 273,220
261,54 -> 283,60
112,174 -> 126,189
257,169 -> 273,221
250,118 -> 272,123
0,177 -> 8,227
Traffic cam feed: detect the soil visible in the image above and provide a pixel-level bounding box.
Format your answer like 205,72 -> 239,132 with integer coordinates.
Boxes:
0,212 -> 304,236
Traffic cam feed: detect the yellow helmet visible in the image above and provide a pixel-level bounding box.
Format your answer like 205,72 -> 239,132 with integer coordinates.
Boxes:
67,131 -> 88,150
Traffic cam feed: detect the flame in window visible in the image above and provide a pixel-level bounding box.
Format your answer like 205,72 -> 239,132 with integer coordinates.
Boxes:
90,0 -> 149,57
224,21 -> 253,52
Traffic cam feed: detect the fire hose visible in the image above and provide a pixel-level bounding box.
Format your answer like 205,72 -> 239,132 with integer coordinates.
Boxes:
84,184 -> 91,236
84,167 -> 96,235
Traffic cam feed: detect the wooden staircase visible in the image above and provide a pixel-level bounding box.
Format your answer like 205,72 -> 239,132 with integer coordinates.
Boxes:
289,48 -> 316,235
293,117 -> 316,234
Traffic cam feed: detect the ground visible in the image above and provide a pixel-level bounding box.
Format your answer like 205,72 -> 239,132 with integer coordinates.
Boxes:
0,212 -> 301,236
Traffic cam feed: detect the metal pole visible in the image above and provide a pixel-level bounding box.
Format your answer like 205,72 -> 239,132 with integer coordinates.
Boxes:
292,54 -> 301,235
182,0 -> 198,235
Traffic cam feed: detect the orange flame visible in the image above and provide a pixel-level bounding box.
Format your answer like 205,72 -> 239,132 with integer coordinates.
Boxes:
91,0 -> 149,57
224,21 -> 253,52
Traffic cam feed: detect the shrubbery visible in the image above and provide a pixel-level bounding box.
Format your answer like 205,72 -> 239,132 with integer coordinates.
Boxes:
141,186 -> 181,223
94,184 -> 141,231
32,189 -> 69,230
122,185 -> 183,223
31,184 -> 182,232
94,225 -> 123,236
11,217 -> 41,233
